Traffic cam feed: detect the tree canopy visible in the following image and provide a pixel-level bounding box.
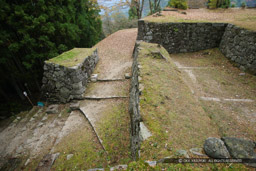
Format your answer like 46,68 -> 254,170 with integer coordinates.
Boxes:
0,0 -> 102,115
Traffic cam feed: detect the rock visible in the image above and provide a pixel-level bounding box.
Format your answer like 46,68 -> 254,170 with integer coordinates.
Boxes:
139,122 -> 152,141
66,154 -> 73,160
70,102 -> 80,111
204,137 -> 230,158
239,73 -> 245,76
176,150 -> 189,158
42,116 -> 48,121
222,137 -> 256,159
91,74 -> 98,82
110,164 -> 128,171
24,158 -> 30,166
145,161 -> 157,167
189,148 -> 206,156
38,122 -> 44,127
46,104 -> 59,114
124,73 -> 131,79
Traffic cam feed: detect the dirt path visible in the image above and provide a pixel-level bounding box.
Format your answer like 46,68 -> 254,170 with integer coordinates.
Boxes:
79,29 -> 137,159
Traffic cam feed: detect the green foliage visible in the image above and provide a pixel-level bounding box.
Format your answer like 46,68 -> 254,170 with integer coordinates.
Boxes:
208,0 -> 231,9
129,4 -> 138,19
0,0 -> 102,104
102,11 -> 137,36
167,0 -> 188,10
241,2 -> 246,8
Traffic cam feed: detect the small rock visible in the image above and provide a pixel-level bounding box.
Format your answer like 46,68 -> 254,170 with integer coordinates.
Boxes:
29,117 -> 35,122
145,161 -> 157,167
24,158 -> 30,166
91,74 -> 98,82
189,148 -> 206,156
204,137 -> 230,158
124,73 -> 131,79
176,150 -> 189,158
17,117 -> 21,120
222,137 -> 256,159
42,115 -> 48,121
38,122 -> 44,127
239,73 -> 245,76
70,102 -> 80,111
46,104 -> 59,114
66,154 -> 74,160
110,164 -> 128,171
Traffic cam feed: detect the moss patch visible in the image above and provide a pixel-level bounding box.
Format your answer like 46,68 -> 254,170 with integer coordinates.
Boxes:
47,47 -> 96,67
137,42 -> 219,160
97,100 -> 131,166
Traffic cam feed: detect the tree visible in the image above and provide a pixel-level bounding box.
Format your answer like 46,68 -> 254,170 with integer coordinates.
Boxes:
148,0 -> 162,15
167,0 -> 188,10
0,0 -> 102,114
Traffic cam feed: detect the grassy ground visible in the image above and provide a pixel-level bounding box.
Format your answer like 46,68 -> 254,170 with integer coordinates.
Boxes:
51,100 -> 131,170
144,8 -> 256,31
172,49 -> 256,140
47,47 -> 96,67
136,42 -> 255,170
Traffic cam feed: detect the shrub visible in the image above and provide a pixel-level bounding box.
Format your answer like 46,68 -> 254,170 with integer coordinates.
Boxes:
241,2 -> 246,8
167,0 -> 188,10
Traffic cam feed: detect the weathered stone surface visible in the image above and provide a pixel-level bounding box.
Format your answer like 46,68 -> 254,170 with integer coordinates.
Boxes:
204,137 -> 230,158
176,150 -> 190,158
189,148 -> 206,156
46,104 -> 59,114
124,73 -> 131,79
222,137 -> 256,159
129,42 -> 142,160
70,102 -> 80,111
138,20 -> 227,54
41,48 -> 99,103
66,154 -> 73,160
220,24 -> 256,74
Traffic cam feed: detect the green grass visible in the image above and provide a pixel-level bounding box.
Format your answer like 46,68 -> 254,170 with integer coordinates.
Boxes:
134,42 -> 252,170
47,47 -> 96,67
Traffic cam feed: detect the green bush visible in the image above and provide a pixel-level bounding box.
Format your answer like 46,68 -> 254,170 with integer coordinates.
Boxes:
241,2 -> 246,8
208,0 -> 230,9
167,0 -> 188,10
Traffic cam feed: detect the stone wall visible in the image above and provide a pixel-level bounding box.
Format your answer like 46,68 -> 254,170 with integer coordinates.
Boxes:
129,42 -> 142,160
220,24 -> 256,74
137,20 -> 227,53
41,48 -> 99,103
188,0 -> 207,8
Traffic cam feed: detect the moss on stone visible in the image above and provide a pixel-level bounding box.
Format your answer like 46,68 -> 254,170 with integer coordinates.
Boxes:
46,47 -> 96,67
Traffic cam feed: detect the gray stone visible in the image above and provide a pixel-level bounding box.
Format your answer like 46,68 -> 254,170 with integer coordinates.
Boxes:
204,137 -> 230,158
222,137 -> 256,159
189,148 -> 206,156
145,161 -> 157,167
91,74 -> 98,82
46,104 -> 59,114
60,87 -> 70,99
124,73 -> 131,79
110,164 -> 128,171
70,102 -> 80,111
139,122 -> 152,141
176,150 -> 189,158
66,154 -> 73,160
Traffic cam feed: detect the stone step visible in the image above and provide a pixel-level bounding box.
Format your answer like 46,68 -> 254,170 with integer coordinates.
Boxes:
82,96 -> 128,100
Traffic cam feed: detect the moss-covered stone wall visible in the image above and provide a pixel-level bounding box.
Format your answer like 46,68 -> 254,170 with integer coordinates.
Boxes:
41,48 -> 99,103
